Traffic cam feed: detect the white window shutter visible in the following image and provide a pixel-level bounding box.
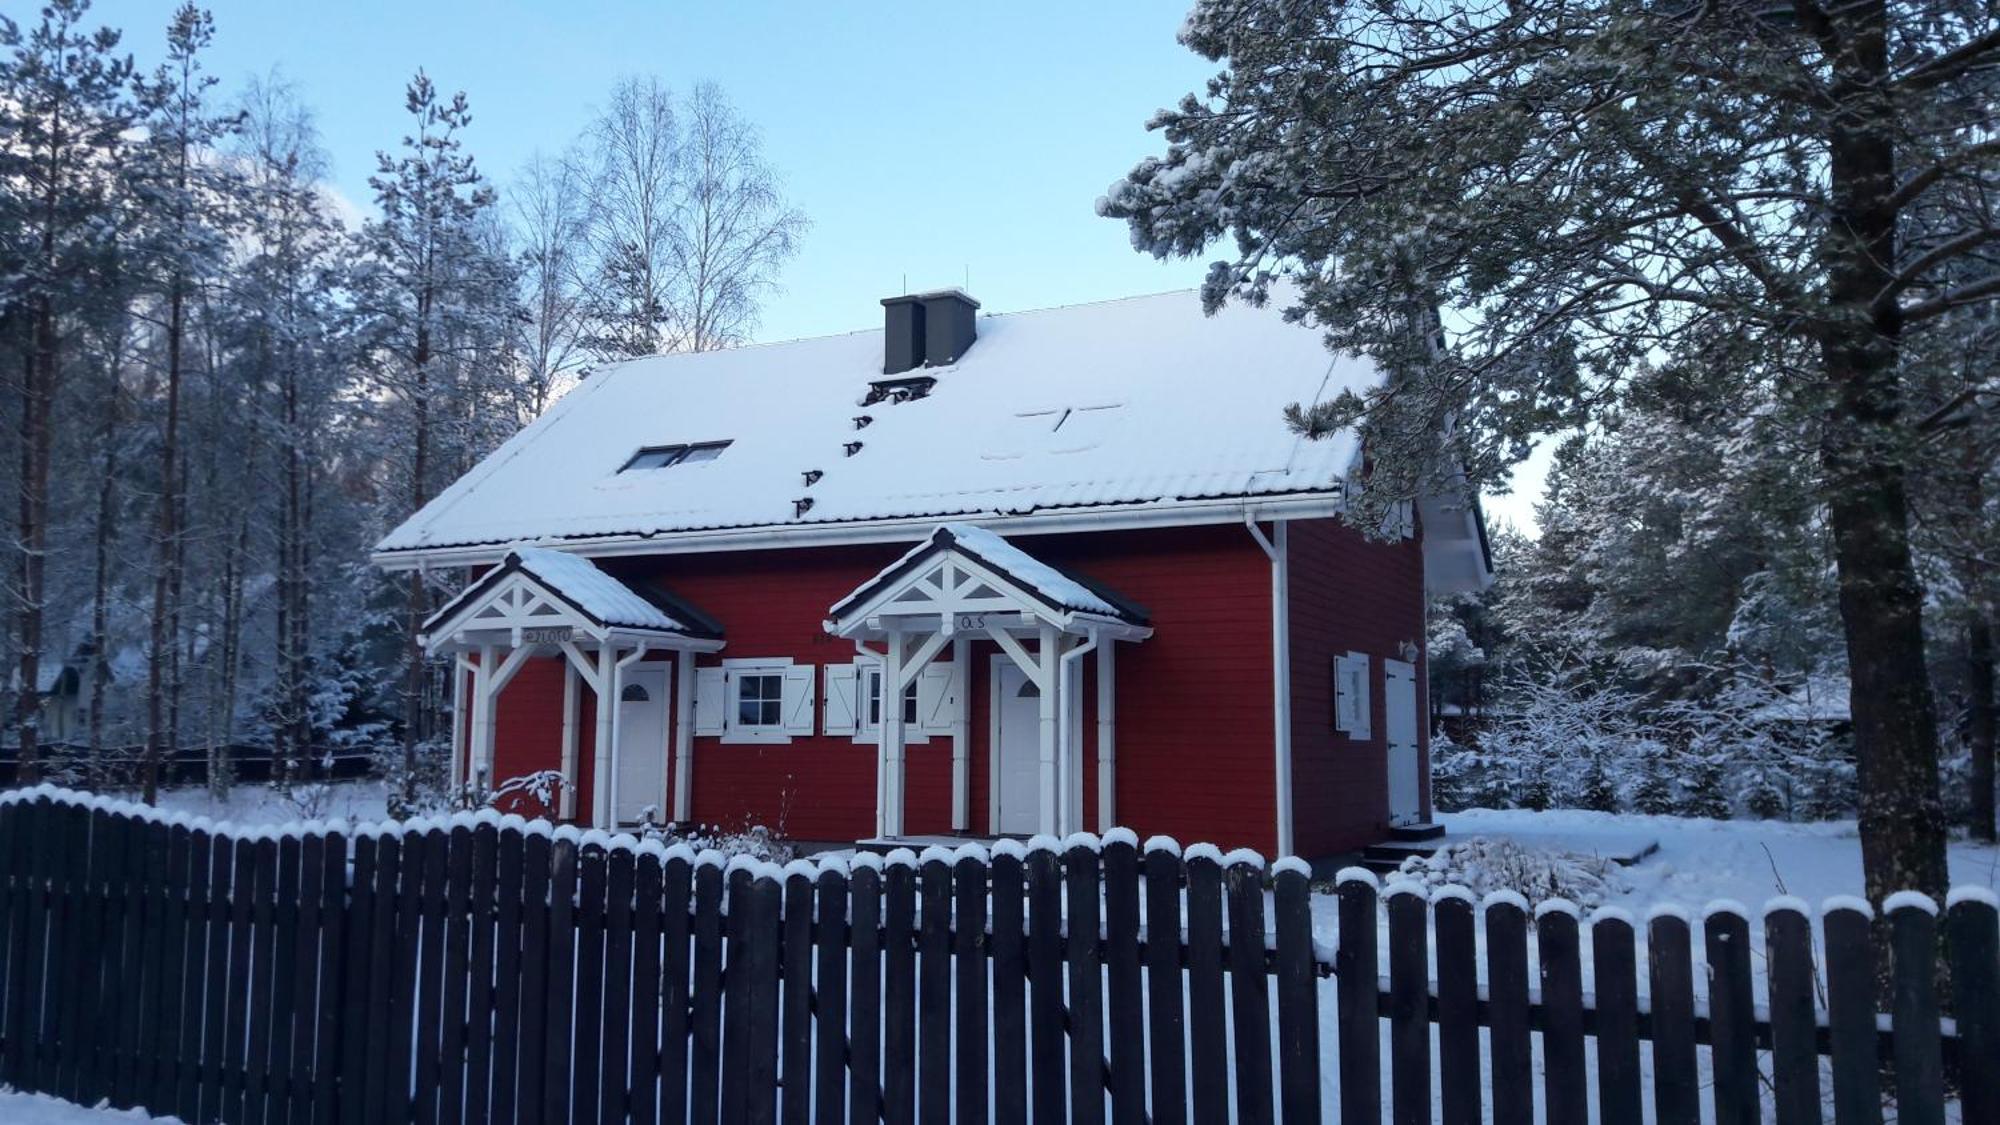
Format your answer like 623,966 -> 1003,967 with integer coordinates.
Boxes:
824,663 -> 859,736
694,667 -> 726,737
918,664 -> 955,734
782,665 -> 817,735
1336,653 -> 1373,740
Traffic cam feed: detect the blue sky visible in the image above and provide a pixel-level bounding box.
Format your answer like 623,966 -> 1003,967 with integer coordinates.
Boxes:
85,0 -> 1546,529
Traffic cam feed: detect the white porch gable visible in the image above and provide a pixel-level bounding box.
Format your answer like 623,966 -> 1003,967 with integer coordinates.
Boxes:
825,524 -> 1150,839
423,547 -> 723,828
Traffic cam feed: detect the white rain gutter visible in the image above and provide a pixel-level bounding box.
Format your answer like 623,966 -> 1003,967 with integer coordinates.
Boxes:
1245,516 -> 1294,858
371,493 -> 1347,571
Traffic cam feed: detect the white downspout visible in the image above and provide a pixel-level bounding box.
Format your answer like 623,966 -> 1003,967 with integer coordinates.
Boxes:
1095,640 -> 1116,832
559,660 -> 579,820
1246,516 -> 1294,857
1058,631 -> 1100,837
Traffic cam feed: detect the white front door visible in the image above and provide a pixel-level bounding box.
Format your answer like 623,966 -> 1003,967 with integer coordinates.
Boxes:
993,660 -> 1042,835
1384,658 -> 1421,824
615,666 -> 670,826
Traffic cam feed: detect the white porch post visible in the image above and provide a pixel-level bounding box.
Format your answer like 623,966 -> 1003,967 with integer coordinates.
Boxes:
469,643 -> 497,791
559,661 -> 579,820
449,657 -> 469,792
1037,621 -> 1060,836
672,654 -> 695,823
881,627 -> 908,837
950,636 -> 971,832
1097,640 -> 1116,831
591,645 -> 617,829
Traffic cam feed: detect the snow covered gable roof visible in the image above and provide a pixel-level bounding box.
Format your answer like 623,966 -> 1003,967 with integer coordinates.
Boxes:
423,547 -> 723,644
827,523 -> 1149,630
375,290 -> 1377,564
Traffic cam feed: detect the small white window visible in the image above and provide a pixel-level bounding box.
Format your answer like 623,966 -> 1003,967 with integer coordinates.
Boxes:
703,659 -> 813,744
827,659 -> 955,743
1335,652 -> 1372,740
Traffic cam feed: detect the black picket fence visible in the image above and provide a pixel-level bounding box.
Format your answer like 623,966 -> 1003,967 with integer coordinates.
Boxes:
0,786 -> 1988,1124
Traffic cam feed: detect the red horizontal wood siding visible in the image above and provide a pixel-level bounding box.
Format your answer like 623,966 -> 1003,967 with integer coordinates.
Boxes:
1286,515 -> 1430,857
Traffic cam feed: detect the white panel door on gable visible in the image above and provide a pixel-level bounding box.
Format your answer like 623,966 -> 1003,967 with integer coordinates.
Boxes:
1383,658 -> 1421,824
615,666 -> 670,826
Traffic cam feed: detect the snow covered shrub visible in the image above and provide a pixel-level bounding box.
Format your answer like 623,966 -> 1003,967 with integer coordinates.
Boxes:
1396,837 -> 1628,910
642,822 -> 794,864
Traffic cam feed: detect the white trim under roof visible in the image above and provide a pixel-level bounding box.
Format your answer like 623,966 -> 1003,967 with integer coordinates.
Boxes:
372,492 -> 1348,572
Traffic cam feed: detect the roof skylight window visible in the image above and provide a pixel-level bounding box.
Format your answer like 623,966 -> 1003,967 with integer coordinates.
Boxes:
619,441 -> 732,473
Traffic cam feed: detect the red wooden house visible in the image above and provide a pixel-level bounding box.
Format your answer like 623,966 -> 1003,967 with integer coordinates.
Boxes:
373,289 -> 1491,858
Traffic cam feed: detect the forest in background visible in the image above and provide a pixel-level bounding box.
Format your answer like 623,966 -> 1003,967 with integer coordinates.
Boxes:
0,0 -> 805,813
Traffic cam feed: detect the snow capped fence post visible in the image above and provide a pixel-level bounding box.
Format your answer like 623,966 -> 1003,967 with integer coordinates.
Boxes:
953,846 -> 991,1125
177,823 -> 214,1122
1644,907 -> 1699,1123
1334,869 -> 1381,1125
1705,903 -> 1759,1125
488,821 -> 527,1125
744,866 -> 784,1124
813,859 -> 851,1124
1484,892 -> 1533,1125
1025,843 -> 1066,1124
918,850 -> 952,1125
311,823 -> 348,1125
881,852 -> 918,1125
1099,832 -> 1145,1125
1536,901 -> 1587,1125
846,856 -> 884,1125
1140,839 -> 1187,1125
1271,858 -> 1321,1125
1064,837 -> 1107,1125
987,842 -> 1027,1125
781,861 -> 816,1125
1947,889 -> 2000,1123
602,842 -> 638,1125
1224,853 -> 1273,1125
1588,908 -> 1642,1125
570,837 -> 608,1124
1184,847 -> 1229,1124
628,842 -> 665,1125
720,860 -> 756,1124
1764,899 -> 1822,1125
1886,894 -> 1946,1125
515,828 -> 553,1121
1385,881 -> 1430,1125
1433,890 -> 1480,1125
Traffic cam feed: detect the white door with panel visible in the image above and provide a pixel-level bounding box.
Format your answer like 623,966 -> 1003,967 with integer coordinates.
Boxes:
1383,658 -> 1421,824
615,666 -> 671,825
993,660 -> 1042,835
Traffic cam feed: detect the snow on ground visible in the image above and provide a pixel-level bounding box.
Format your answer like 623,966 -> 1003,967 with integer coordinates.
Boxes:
151,781 -> 391,826
0,1090 -> 179,1123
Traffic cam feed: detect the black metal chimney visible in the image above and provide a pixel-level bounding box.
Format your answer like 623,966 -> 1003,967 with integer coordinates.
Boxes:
880,289 -> 979,374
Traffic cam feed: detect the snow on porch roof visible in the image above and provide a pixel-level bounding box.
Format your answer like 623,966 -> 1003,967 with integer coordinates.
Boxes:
425,546 -> 723,640
828,523 -> 1150,628
374,289 -> 1375,559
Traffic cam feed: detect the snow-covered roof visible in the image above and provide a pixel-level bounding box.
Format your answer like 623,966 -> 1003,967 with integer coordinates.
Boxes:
423,547 -> 722,641
828,523 -> 1146,627
375,290 -> 1374,561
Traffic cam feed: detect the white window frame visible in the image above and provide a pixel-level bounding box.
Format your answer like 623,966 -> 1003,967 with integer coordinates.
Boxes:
1335,651 -> 1373,740
718,657 -> 800,744
857,663 -> 929,745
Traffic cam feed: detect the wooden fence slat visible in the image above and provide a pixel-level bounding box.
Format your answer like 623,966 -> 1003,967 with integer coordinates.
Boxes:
882,855 -> 918,1125
1433,893 -> 1479,1125
225,830 -> 259,1125
812,863 -> 850,1125
1538,906 -> 1587,1125
245,835 -> 280,1124
1589,909 -> 1642,1125
1888,898 -> 1946,1125
847,859 -> 883,1125
491,823 -> 530,1125
312,828 -> 348,1125
918,852 -> 953,1125
1141,843 -> 1186,1125
439,824 -> 476,1125
390,830 -> 428,1125
70,806 -> 111,1107
722,865 -> 755,1125
1822,903 -> 1881,1125
1065,841 -> 1107,1125
1225,856 -> 1275,1125
1765,902 -> 1823,1125
409,826 -> 448,1125
629,845 -> 664,1125
1026,845 -> 1066,1125
0,798 -> 35,1091
362,834 -> 403,1125
338,833 -> 379,1125
1706,907 -> 1759,1125
515,830 -> 553,1125
1948,893 -> 2000,1125
20,799 -> 54,1093
267,833 -> 301,1125
282,832 -> 315,1125
111,810 -> 146,1107
1185,850 -> 1228,1125
745,871 -> 783,1125
541,835 -> 579,1125
1273,860 -> 1321,1125
50,803 -> 88,1105
660,849 -> 697,1125
1100,835 -> 1144,1125
1485,895 -> 1532,1125
176,827 -> 214,1124
989,846 -> 1028,1125
953,850 -> 989,1125
780,864 -> 814,1125
0,800 -> 15,1086
1387,885 -> 1431,1125
1335,872 -> 1381,1125
1646,909 -> 1700,1125
689,858 -> 725,1125
463,820 -> 500,1125
603,843 -> 637,1125
571,841 -> 608,1125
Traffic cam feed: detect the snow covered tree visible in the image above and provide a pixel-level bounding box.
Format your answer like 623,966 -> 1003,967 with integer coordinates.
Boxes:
1103,0 -> 2000,905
